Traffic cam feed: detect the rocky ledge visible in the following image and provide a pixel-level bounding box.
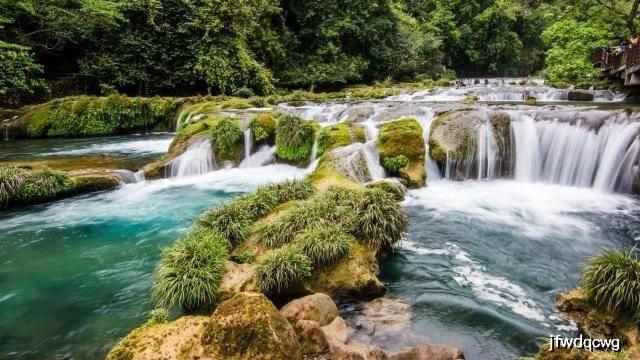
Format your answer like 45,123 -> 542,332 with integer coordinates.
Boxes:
108,292 -> 464,360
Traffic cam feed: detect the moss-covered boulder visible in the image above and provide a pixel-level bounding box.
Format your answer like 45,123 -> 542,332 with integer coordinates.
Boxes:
376,118 -> 426,188
316,122 -> 366,157
201,292 -> 301,360
250,111 -> 278,145
106,316 -> 209,360
208,117 -> 244,165
275,115 -> 316,164
70,172 -> 122,193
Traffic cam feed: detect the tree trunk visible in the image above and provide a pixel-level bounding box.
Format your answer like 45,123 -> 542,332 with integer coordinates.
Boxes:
629,0 -> 640,34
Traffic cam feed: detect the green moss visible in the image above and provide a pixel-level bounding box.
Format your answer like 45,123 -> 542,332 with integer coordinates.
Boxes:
208,117 -> 243,159
317,123 -> 352,157
275,114 -> 315,163
249,112 -> 278,143
25,104 -> 52,137
366,181 -> 405,201
376,118 -> 426,187
221,98 -> 251,109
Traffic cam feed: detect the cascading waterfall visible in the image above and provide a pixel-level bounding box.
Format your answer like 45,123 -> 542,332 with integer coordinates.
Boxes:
169,137 -> 217,177
239,145 -> 276,168
509,113 -> 640,192
476,120 -> 498,180
412,107 -> 441,181
361,121 -> 387,181
244,126 -> 252,160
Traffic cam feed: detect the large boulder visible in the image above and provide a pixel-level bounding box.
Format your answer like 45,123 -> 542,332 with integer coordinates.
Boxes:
389,345 -> 465,360
106,316 -> 208,360
376,118 -> 426,188
216,261 -> 259,301
201,292 -> 302,360
280,293 -> 338,326
568,91 -> 595,102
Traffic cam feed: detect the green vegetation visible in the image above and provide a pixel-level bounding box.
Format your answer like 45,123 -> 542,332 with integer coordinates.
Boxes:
25,95 -> 181,138
275,115 -> 316,163
350,188 -> 408,248
249,112 -> 278,143
0,166 -> 74,208
383,155 -> 409,174
255,245 -> 313,294
581,249 -> 640,322
316,123 -> 365,157
208,117 -> 243,157
294,226 -> 353,266
199,179 -> 315,247
366,181 -> 405,201
146,308 -> 169,325
152,231 -> 228,312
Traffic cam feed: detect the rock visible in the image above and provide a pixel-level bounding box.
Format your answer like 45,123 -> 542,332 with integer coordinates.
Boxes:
322,317 -> 388,360
376,118 -> 426,188
216,261 -> 259,301
106,316 -> 208,360
201,292 -> 302,360
366,180 -> 407,201
280,293 -> 339,326
70,170 -> 122,194
568,91 -> 595,102
295,320 -> 331,356
388,345 -> 465,360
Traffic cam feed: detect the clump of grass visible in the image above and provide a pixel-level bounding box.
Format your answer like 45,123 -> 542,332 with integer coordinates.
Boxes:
0,166 -> 28,206
230,251 -> 256,264
146,308 -> 169,325
152,231 -> 228,312
383,154 -> 408,174
257,179 -> 315,203
366,181 -> 405,201
18,167 -> 74,202
209,117 -> 243,156
295,226 -> 353,266
255,245 -> 312,294
581,249 -> 640,322
275,114 -> 315,162
198,201 -> 254,247
349,188 -> 407,248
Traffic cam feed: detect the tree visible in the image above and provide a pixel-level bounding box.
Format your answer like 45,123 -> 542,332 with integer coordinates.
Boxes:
0,41 -> 47,106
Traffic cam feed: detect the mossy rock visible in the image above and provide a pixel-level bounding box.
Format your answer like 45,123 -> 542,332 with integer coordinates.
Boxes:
71,174 -> 121,193
376,118 -> 426,188
250,111 -> 278,145
106,316 -> 208,360
201,292 -> 301,360
275,115 -> 315,164
316,122 -> 366,157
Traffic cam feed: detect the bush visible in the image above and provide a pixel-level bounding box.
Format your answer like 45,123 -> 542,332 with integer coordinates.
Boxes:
295,226 -> 353,266
209,117 -> 243,156
147,308 -> 169,325
249,96 -> 269,108
152,231 -> 228,312
255,245 -> 312,294
0,166 -> 27,206
382,154 -> 408,174
275,115 -> 315,162
581,249 -> 640,322
18,167 -> 74,202
233,87 -> 255,98
350,189 -> 407,248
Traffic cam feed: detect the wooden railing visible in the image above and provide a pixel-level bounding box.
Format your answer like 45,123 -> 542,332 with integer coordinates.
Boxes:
592,46 -> 640,70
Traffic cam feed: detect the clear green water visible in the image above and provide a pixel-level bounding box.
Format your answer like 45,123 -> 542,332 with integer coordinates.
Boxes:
0,165 -> 306,359
381,180 -> 640,359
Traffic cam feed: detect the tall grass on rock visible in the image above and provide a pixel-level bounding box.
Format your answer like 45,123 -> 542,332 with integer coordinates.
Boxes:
295,226 -> 353,266
350,188 -> 407,248
209,117 -> 243,156
255,245 -> 312,294
581,249 -> 640,322
275,115 -> 315,162
0,166 -> 27,206
152,231 -> 228,312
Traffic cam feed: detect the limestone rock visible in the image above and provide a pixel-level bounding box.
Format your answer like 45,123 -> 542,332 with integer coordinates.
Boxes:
388,345 -> 465,360
376,118 -> 426,188
216,261 -> 259,301
322,317 -> 388,360
201,292 -> 302,360
106,316 -> 208,360
280,293 -> 338,326
294,320 -> 331,356
568,91 -> 595,102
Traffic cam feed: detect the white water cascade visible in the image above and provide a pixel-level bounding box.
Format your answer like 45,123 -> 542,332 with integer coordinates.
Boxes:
169,137 -> 217,177
476,120 -> 499,180
413,107 -> 442,181
243,126 -> 252,160
361,121 -> 387,181
509,113 -> 640,192
239,145 -> 276,168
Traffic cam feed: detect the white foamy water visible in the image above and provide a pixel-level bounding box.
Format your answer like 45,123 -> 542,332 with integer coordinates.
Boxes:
169,137 -> 216,177
41,137 -> 173,156
239,145 -> 276,168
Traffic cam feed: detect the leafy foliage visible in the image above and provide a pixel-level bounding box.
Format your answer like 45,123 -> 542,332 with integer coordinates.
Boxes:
152,230 -> 228,312
0,41 -> 47,107
294,226 -> 353,266
581,249 -> 640,322
275,115 -> 315,162
208,117 -> 243,156
255,245 -> 313,294
383,155 -> 409,174
146,308 -> 169,325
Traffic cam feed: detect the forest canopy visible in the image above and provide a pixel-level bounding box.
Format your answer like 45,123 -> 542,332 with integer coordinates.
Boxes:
1,0 -> 638,106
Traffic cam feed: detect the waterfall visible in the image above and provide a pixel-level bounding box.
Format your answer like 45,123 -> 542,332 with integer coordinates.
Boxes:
413,108 -> 442,181
509,113 -> 640,192
244,127 -> 252,160
310,139 -> 318,163
169,137 -> 217,177
361,121 -> 387,181
476,120 -> 498,180
239,145 -> 276,168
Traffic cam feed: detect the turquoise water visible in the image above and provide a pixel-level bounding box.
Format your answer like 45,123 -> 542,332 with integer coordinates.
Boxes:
0,165 -> 307,359
382,180 -> 640,359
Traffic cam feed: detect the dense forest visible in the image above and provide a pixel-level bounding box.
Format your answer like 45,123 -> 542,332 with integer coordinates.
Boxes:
1,0 -> 638,107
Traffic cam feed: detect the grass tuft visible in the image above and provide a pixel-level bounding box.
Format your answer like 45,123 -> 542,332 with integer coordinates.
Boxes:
581,249 -> 640,322
275,114 -> 315,162
209,117 -> 243,156
295,225 -> 353,266
0,166 -> 28,206
18,167 -> 74,202
152,231 -> 228,312
255,245 -> 312,294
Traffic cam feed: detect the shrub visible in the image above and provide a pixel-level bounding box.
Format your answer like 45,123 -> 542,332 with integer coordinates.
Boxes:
382,154 -> 408,174
0,166 -> 27,206
209,117 -> 243,156
295,226 -> 353,266
253,220 -> 294,248
350,189 -> 407,248
233,87 -> 255,98
147,308 -> 169,325
249,96 -> 269,108
275,115 -> 315,162
255,245 -> 312,294
18,167 -> 74,202
581,249 -> 640,322
152,231 -> 228,312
